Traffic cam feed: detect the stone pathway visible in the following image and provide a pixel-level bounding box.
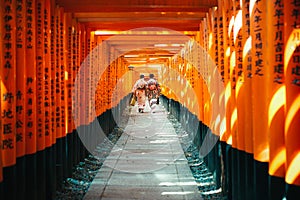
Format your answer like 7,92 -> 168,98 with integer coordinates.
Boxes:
83,104 -> 202,200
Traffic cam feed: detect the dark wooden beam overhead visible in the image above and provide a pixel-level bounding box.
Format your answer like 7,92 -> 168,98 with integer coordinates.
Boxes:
84,21 -> 202,32
62,5 -> 211,13
56,0 -> 217,65
56,0 -> 217,31
75,12 -> 207,21
57,0 -> 218,12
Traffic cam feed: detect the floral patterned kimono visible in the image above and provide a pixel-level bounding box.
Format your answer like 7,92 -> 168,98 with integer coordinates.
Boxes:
147,78 -> 160,108
132,78 -> 147,112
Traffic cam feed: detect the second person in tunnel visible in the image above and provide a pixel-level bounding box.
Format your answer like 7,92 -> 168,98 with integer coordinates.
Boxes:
147,73 -> 160,109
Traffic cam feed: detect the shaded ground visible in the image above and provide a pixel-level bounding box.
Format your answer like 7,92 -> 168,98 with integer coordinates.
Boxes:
55,126 -> 124,200
167,114 -> 226,200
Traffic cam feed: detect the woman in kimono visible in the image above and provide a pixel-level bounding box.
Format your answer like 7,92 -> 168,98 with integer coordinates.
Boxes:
146,73 -> 160,109
132,74 -> 148,113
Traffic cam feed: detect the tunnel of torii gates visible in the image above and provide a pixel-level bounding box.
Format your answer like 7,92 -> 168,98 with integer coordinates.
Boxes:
0,0 -> 300,200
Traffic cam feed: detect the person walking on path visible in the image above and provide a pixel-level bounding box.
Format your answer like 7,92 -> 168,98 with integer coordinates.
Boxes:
132,74 -> 148,113
146,73 -> 160,109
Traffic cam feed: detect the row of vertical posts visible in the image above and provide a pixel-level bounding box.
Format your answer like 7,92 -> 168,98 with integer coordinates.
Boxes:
0,0 -> 131,199
161,0 -> 300,199
0,0 -> 81,199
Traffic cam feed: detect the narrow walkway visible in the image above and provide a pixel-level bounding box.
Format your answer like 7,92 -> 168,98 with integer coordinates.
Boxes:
84,104 -> 201,200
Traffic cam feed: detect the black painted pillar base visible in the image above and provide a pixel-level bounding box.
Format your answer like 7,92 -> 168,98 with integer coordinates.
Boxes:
16,156 -> 26,199
245,153 -> 254,200
37,150 -> 46,200
74,131 -> 81,165
3,165 -> 17,200
46,146 -> 56,200
67,133 -> 74,176
215,143 -> 221,189
25,153 -> 37,200
220,142 -> 232,199
226,145 -> 232,200
238,151 -> 246,200
268,175 -> 285,200
80,129 -> 88,161
286,183 -> 300,200
62,137 -> 68,179
56,138 -> 63,191
0,181 -> 3,199
254,160 -> 269,200
72,132 -> 76,165
231,148 -> 238,200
